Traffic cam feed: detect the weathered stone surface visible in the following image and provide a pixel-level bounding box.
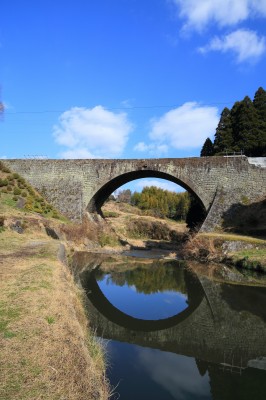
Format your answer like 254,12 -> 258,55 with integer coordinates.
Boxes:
45,226 -> 59,240
10,220 -> 23,234
4,156 -> 266,231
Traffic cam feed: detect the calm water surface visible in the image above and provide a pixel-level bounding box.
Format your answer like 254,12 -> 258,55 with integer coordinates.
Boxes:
74,253 -> 266,400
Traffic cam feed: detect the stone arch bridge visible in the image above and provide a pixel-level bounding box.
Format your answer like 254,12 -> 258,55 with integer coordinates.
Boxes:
5,156 -> 266,231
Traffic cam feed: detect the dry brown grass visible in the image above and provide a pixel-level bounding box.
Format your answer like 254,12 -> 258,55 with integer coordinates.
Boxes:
102,201 -> 187,245
60,218 -> 99,244
181,234 -> 219,260
199,231 -> 266,244
0,230 -> 110,400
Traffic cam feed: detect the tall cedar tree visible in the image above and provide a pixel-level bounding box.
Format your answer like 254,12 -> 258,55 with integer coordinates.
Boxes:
213,107 -> 234,154
201,87 -> 266,156
253,87 -> 266,156
231,96 -> 258,155
200,138 -> 214,156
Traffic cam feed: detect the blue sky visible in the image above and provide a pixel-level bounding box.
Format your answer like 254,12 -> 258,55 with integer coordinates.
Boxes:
1,0 -> 266,192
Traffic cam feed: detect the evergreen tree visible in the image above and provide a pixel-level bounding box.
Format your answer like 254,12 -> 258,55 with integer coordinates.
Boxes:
253,87 -> 266,156
200,138 -> 214,156
253,87 -> 266,118
213,107 -> 234,154
207,87 -> 266,157
231,96 -> 259,156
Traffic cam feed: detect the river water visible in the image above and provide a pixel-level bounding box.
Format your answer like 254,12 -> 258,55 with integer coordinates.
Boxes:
72,252 -> 266,400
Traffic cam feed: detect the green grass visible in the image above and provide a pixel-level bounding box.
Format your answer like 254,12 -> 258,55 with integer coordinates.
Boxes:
102,210 -> 119,218
4,330 -> 17,339
233,248 -> 266,258
46,316 -> 55,324
0,301 -> 21,337
2,196 -> 17,207
98,233 -> 120,247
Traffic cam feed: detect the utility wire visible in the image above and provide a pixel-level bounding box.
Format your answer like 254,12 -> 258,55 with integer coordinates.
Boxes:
3,101 -> 235,115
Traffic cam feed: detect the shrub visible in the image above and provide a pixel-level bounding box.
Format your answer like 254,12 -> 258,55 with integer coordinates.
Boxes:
12,173 -> 20,179
13,187 -> 21,195
103,210 -> 119,218
18,177 -> 26,185
7,185 -> 13,191
0,179 -> 8,187
52,211 -> 60,219
27,187 -> 35,196
127,219 -> 172,240
0,161 -> 10,173
0,216 -> 4,226
21,191 -> 27,197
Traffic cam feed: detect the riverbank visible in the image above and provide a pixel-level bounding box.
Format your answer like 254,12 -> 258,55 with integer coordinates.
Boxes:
1,196 -> 265,399
102,200 -> 266,272
0,227 -> 110,400
180,232 -> 266,273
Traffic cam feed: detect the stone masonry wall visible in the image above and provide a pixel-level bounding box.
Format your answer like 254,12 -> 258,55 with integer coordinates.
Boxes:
4,156 -> 266,230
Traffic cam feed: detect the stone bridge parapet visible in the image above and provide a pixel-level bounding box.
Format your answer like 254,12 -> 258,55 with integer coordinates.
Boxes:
4,156 -> 266,231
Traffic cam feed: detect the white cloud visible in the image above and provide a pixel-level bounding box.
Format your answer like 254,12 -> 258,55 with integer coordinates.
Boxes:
139,102 -> 218,151
120,98 -> 135,108
137,348 -> 210,400
0,155 -> 7,159
59,148 -> 100,159
134,142 -> 168,155
172,0 -> 266,31
199,29 -> 266,62
53,105 -> 133,158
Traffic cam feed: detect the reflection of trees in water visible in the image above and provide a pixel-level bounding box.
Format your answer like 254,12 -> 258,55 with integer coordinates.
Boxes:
95,261 -> 187,295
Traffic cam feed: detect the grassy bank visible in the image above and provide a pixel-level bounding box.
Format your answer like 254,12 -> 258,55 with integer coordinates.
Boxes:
182,232 -> 266,272
0,228 -> 110,399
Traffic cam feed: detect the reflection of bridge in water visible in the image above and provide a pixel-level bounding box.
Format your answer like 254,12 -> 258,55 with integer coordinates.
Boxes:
74,254 -> 266,372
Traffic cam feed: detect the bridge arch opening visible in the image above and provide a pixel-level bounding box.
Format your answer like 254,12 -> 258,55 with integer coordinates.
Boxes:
87,169 -> 207,229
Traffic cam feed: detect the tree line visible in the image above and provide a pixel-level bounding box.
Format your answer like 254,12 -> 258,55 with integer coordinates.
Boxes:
115,186 -> 191,221
201,86 -> 266,157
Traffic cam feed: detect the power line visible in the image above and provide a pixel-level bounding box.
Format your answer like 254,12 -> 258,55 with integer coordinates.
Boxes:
3,101 -> 235,115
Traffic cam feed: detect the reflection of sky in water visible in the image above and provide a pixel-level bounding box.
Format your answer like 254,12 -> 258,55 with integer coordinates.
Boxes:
97,274 -> 188,319
137,347 -> 211,400
106,340 -> 211,400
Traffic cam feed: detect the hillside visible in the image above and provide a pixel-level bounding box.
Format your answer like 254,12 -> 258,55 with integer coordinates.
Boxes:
102,200 -> 188,250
